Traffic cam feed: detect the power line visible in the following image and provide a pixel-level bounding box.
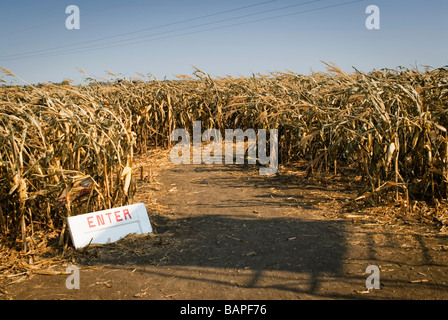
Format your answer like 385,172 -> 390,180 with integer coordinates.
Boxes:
0,0 -> 279,60
0,0 -> 145,36
2,0 -> 326,61
0,0 -> 366,62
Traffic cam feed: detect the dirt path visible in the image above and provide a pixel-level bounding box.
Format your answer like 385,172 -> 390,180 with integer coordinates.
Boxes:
4,150 -> 448,300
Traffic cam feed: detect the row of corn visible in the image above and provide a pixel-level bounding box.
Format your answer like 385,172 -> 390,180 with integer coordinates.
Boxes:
1,63 -> 447,248
0,78 -> 135,249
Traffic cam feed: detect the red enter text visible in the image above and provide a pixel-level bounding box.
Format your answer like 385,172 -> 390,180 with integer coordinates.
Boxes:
87,208 -> 132,228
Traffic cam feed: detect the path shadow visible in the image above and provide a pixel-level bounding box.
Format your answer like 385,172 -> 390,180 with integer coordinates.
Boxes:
81,214 -> 348,296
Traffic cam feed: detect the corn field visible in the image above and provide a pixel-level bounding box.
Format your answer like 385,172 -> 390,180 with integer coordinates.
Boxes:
1,63 -> 448,250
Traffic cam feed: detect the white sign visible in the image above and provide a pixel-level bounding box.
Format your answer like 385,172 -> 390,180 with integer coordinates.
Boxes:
67,203 -> 152,249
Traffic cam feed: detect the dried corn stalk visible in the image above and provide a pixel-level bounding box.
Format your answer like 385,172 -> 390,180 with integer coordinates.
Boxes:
1,63 -> 448,250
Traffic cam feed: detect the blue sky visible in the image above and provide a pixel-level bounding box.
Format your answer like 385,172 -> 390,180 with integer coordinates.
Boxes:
0,0 -> 447,84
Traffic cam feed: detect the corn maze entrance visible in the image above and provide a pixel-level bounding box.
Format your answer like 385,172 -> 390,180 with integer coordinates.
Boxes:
3,149 -> 448,300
